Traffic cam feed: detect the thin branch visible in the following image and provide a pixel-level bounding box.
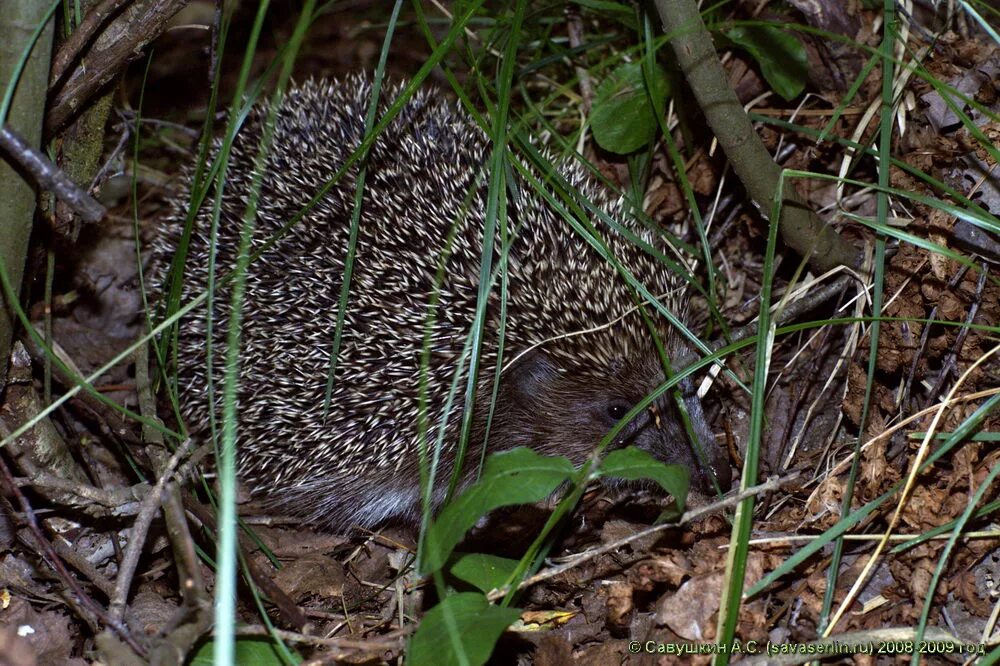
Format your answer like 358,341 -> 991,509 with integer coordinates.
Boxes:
46,0 -> 193,134
487,473 -> 797,601
654,0 -> 861,273
109,438 -> 194,622
162,487 -> 207,609
50,0 -> 132,87
52,540 -> 117,599
922,263 -> 988,408
0,124 -> 105,223
14,472 -> 148,513
672,272 -> 859,376
235,624 -> 411,652
0,453 -> 147,657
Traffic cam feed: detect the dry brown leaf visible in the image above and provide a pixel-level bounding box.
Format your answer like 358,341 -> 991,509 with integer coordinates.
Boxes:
602,582 -> 633,632
655,572 -> 723,641
272,555 -> 346,602
628,554 -> 692,591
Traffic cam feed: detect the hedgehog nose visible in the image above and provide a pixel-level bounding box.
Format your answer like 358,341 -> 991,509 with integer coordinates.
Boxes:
649,403 -> 663,429
700,453 -> 732,494
689,438 -> 732,495
648,402 -> 731,495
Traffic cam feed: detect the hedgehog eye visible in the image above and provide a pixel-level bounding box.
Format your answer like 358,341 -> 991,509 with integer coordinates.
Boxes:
607,402 -> 630,421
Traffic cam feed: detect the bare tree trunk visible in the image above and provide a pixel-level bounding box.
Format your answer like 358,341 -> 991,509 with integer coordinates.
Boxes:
0,1 -> 55,385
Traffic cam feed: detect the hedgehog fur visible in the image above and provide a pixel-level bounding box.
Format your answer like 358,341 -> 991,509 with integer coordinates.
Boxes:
154,74 -> 731,530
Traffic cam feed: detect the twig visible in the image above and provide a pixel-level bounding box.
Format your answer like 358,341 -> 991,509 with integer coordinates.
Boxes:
0,453 -> 147,657
486,473 -> 797,601
132,341 -> 211,656
52,539 -> 117,599
0,124 -> 105,223
88,119 -> 132,192
133,338 -> 207,608
109,438 -> 193,622
46,0 -> 193,134
162,488 -> 207,608
235,624 -> 411,651
14,472 -> 148,514
922,263 -> 988,409
50,0 -> 132,87
898,262 -> 970,415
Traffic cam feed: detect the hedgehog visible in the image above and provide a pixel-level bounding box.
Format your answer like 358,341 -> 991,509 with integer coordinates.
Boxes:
153,74 -> 732,530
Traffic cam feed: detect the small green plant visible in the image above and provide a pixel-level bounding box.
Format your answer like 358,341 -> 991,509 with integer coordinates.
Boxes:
410,446 -> 689,666
591,61 -> 671,154
723,23 -> 809,100
190,638 -> 302,665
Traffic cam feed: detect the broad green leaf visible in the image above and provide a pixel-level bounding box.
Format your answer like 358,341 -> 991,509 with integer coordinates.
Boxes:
591,61 -> 670,154
571,0 -> 633,16
190,637 -> 301,665
726,25 -> 808,100
420,447 -> 575,574
409,592 -> 521,666
598,446 -> 689,509
450,553 -> 521,593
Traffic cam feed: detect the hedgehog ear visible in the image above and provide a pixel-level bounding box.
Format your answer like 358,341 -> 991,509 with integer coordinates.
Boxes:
505,350 -> 561,405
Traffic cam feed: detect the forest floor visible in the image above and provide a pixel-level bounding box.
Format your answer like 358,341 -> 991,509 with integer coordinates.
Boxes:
1,1 -> 998,664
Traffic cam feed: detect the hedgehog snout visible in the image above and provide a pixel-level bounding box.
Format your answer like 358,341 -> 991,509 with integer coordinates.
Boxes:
625,399 -> 731,496
623,403 -> 696,467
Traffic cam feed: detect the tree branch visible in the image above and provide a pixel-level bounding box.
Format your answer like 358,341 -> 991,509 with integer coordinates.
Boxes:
46,0 -> 192,135
0,123 -> 105,223
654,0 -> 861,273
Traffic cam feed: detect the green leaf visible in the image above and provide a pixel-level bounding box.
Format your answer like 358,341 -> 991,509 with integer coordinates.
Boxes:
591,61 -> 670,154
420,448 -> 575,574
725,25 -> 808,100
571,0 -> 633,16
409,593 -> 521,666
190,637 -> 301,665
450,553 -> 521,593
598,446 -> 689,509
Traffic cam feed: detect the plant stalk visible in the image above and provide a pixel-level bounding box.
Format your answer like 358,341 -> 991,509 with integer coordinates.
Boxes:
654,0 -> 861,273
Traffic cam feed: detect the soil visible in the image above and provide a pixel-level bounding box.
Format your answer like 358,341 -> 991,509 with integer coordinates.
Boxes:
1,1 -> 998,664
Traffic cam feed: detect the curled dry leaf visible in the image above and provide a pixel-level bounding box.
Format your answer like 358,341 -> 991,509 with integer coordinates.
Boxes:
654,552 -> 771,641
908,557 -> 936,603
900,485 -> 954,532
602,582 -> 633,633
125,591 -> 178,636
628,553 -> 692,591
0,597 -> 81,666
0,624 -> 36,666
250,526 -> 349,559
805,474 -> 846,530
272,555 -> 346,603
533,634 -> 575,666
656,570 -> 725,640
